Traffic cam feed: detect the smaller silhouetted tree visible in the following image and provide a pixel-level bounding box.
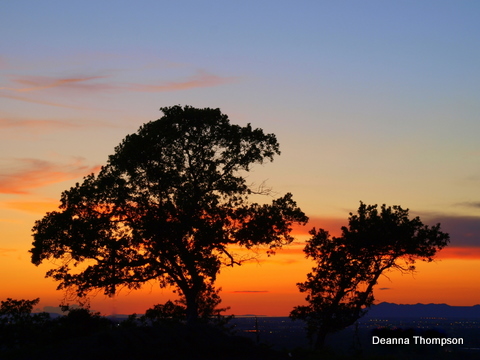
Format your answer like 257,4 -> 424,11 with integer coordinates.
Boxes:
290,202 -> 450,349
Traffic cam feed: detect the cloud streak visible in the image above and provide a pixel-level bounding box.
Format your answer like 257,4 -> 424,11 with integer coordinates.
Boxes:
0,248 -> 17,257
0,116 -> 119,133
7,75 -> 111,93
1,69 -> 238,108
0,91 -> 86,109
424,215 -> 480,248
437,247 -> 480,260
0,75 -> 113,109
128,71 -> 238,92
4,71 -> 238,94
0,158 -> 100,195
456,202 -> 480,209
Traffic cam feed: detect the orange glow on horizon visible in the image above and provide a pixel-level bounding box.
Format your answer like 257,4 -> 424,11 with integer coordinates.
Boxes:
436,246 -> 480,260
2,201 -> 479,317
9,252 -> 480,317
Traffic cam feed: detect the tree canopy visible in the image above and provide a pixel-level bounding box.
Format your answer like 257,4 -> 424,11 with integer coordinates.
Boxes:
31,105 -> 307,324
290,202 -> 449,349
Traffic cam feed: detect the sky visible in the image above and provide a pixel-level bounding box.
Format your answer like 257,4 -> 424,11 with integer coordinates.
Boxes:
1,1 -> 480,316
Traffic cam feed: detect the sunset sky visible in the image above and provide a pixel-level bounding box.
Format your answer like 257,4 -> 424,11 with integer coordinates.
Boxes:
1,1 -> 480,316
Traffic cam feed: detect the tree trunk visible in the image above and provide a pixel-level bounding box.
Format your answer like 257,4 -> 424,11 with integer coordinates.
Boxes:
184,290 -> 199,325
314,329 -> 328,350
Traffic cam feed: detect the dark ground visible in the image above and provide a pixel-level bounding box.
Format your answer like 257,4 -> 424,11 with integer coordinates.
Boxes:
2,316 -> 480,359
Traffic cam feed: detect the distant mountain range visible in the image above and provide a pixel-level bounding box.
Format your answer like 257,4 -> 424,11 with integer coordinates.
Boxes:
38,302 -> 480,320
364,302 -> 480,319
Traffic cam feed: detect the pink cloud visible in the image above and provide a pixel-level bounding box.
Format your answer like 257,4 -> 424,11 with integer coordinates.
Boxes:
0,69 -> 238,108
0,158 -> 101,195
128,71 -> 239,92
0,74 -> 114,109
8,75 -> 112,93
5,71 -> 237,94
0,91 -> 85,109
0,117 -> 119,133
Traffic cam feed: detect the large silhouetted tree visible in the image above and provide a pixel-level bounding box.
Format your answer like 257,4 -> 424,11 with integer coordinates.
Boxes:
290,202 -> 449,349
31,105 -> 307,324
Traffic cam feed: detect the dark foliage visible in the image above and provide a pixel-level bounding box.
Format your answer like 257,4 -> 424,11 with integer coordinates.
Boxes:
141,300 -> 187,325
0,298 -> 50,351
54,304 -> 113,338
0,298 -> 288,360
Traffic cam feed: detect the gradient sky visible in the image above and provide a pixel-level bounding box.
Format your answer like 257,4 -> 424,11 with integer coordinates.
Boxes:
1,1 -> 480,316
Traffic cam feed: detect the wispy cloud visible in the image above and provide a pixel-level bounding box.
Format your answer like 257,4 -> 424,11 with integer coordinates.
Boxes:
0,248 -> 17,257
0,116 -> 119,133
3,71 -> 237,95
7,75 -> 111,93
231,291 -> 269,293
0,75 -> 113,109
1,69 -> 238,108
422,215 -> 480,248
129,71 -> 238,92
437,247 -> 480,260
456,202 -> 480,209
0,91 -> 86,109
0,158 -> 100,195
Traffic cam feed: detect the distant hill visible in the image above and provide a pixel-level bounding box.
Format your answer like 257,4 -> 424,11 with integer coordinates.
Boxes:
38,303 -> 480,320
364,302 -> 480,319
